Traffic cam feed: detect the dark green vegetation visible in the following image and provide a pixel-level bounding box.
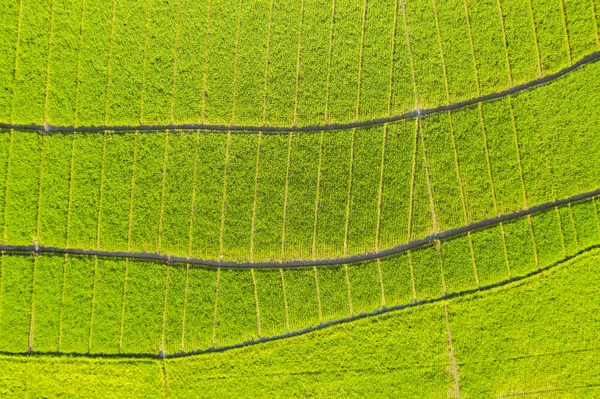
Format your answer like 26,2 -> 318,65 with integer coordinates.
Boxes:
0,0 -> 598,128
2,246 -> 600,397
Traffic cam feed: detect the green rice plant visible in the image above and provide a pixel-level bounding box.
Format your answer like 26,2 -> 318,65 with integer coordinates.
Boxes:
46,0 -> 83,126
171,0 -> 209,124
67,133 -> 104,249
571,199 -> 600,250
0,356 -> 162,397
163,264 -> 187,354
434,0 -> 478,101
31,254 -> 63,352
106,0 -> 148,125
563,0 -> 598,61
470,225 -> 509,286
221,134 -> 259,261
465,0 -> 510,94
503,217 -> 538,277
283,267 -> 320,329
510,93 -> 554,205
481,98 -> 526,215
121,260 -> 165,354
129,132 -> 166,253
449,250 -> 600,397
440,234 -> 478,293
190,133 -> 227,260
265,0 -> 303,126
410,245 -> 444,300
75,0 -> 114,126
358,0 -> 396,120
37,133 -> 71,247
404,0 -> 446,108
296,0 -> 331,126
0,131 -> 10,234
229,0 -> 269,126
379,252 -> 414,307
530,209 -> 564,268
347,126 -> 383,255
0,1 -> 19,121
530,0 -> 570,72
140,0 -> 179,125
97,132 -> 135,250
0,254 -> 33,352
500,0 -> 541,83
253,133 -> 288,261
346,261 -> 382,315
254,268 -> 287,337
316,265 -> 350,321
420,113 -> 463,231
450,106 -> 496,222
11,0 -> 52,125
558,205 -> 578,257
410,126 -> 434,240
60,255 -> 94,353
89,257 -> 125,354
379,120 -> 417,248
203,0 -> 239,125
326,0 -> 364,123
3,132 -> 42,245
182,266 -> 217,352
314,129 -> 352,258
160,132 -> 196,257
389,1 -> 416,115
213,268 -> 257,346
283,131 -> 320,260
167,297 -> 449,398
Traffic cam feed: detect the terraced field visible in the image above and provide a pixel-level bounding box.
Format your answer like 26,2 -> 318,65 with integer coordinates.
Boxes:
0,0 -> 599,396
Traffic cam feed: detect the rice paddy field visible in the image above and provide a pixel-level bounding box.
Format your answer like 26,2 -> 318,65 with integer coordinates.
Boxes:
0,0 -> 599,396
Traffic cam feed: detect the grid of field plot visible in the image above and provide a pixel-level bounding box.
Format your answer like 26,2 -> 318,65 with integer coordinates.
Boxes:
0,61 -> 598,262
0,0 -> 598,128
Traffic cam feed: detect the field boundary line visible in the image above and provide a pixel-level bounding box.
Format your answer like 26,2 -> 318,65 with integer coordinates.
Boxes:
9,0 -> 24,124
72,0 -> 87,126
280,133 -> 293,260
323,0 -> 337,122
160,359 -> 170,397
355,0 -> 368,119
179,264 -> 189,352
527,0 -> 543,74
229,0 -> 245,125
568,203 -> 579,251
199,0 -> 214,123
344,264 -> 354,316
186,131 -> 201,259
313,266 -> 323,323
444,303 -> 462,398
400,0 -> 419,108
218,133 -> 231,260
28,255 -> 37,351
14,244 -> 600,360
249,135 -> 262,261
34,135 -> 46,248
138,0 -> 153,122
292,0 -> 305,125
279,268 -> 290,332
157,131 -> 170,252
592,0 -> 600,47
558,0 -> 572,65
0,255 -> 4,328
57,255 -> 68,351
103,0 -> 118,125
168,0 -> 183,123
312,132 -> 324,260
211,268 -> 221,347
2,51 -> 600,134
87,257 -> 99,353
496,0 -> 513,84
42,0 -> 57,124
592,197 -> 600,240
2,191 -> 600,269
251,268 -> 261,337
160,262 -> 170,355
118,259 -> 129,353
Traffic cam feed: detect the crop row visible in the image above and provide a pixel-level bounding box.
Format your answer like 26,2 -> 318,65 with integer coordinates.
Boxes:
0,196 -> 598,355
0,0 -> 598,127
0,61 -> 598,261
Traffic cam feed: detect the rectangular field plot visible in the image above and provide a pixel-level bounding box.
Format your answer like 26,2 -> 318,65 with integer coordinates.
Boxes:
379,252 -> 415,307
0,254 -> 33,353
441,234 -> 478,294
530,208 -> 565,268
315,265 -> 350,322
347,261 -> 383,315
503,217 -> 538,277
570,199 -> 600,251
470,225 -> 510,287
254,268 -> 287,338
182,266 -> 217,352
213,268 -> 257,347
283,267 -> 320,330
411,245 -> 444,300
32,255 -> 64,352
163,265 -> 188,355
